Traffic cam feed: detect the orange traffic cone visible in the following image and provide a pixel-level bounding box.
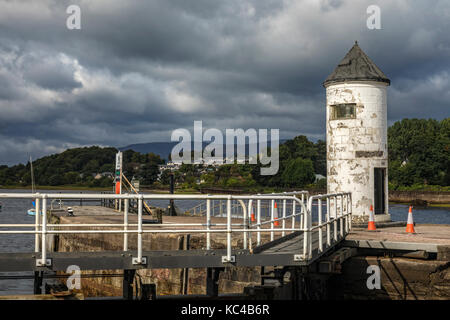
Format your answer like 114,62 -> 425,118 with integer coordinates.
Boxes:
406,206 -> 415,234
251,207 -> 256,222
273,202 -> 280,227
367,205 -> 376,231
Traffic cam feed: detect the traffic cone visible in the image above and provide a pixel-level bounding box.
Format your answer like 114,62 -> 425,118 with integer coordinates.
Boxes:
367,205 -> 376,231
406,206 -> 415,234
273,202 -> 280,227
251,207 -> 256,222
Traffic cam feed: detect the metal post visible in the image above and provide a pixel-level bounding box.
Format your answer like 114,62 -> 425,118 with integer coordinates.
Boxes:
348,194 -> 352,231
340,196 -> 344,238
33,271 -> 43,295
300,194 -> 305,231
247,200 -> 252,251
182,234 -> 190,295
169,174 -> 176,216
40,195 -> 47,266
257,199 -> 261,246
134,195 -> 143,265
334,197 -> 338,242
308,201 -> 312,258
225,197 -> 232,262
206,268 -> 221,297
124,197 -> 129,251
318,198 -> 323,253
119,165 -> 122,213
326,197 -> 331,247
303,199 -> 309,259
206,198 -> 211,250
243,200 -> 247,250
291,199 -> 296,232
34,195 -> 40,253
282,199 -> 286,237
123,269 -> 136,300
270,199 -> 274,241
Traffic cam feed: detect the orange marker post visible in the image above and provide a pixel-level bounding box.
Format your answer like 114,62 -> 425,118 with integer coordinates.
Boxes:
406,206 -> 416,234
274,202 -> 280,227
367,204 -> 376,231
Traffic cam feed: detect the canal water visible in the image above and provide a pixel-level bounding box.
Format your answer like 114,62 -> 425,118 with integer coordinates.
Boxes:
0,189 -> 449,295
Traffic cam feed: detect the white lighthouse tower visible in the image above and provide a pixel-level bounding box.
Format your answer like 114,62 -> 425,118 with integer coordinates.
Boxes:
324,42 -> 391,223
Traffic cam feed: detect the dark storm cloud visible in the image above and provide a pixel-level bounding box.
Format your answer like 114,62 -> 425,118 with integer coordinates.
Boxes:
0,0 -> 449,165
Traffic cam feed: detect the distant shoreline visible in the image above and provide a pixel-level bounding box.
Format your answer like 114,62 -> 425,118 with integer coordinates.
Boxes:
0,185 -> 111,191
0,185 -> 449,207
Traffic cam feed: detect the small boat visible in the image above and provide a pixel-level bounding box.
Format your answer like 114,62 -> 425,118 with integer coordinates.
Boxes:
27,208 -> 42,216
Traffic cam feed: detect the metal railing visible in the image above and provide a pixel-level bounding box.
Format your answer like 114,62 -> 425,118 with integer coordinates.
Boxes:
0,191 -> 351,267
302,193 -> 352,260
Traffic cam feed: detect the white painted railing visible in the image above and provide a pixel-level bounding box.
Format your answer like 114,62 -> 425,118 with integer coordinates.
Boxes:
304,193 -> 352,259
0,191 -> 351,266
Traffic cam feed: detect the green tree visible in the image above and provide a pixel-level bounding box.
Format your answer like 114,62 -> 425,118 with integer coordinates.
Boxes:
281,158 -> 315,188
388,118 -> 449,186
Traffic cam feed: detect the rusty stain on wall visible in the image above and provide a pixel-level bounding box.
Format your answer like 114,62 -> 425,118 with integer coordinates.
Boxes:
355,151 -> 384,158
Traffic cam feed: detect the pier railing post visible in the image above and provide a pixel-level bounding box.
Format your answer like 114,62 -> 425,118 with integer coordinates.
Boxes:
340,195 -> 344,238
34,195 -> 40,253
326,197 -> 331,247
257,198 -> 261,246
348,193 -> 352,231
124,196 -> 129,251
334,196 -> 338,242
282,198 -> 287,237
206,197 -> 211,250
318,198 -> 323,253
247,200 -> 253,251
222,196 -> 234,263
300,194 -> 305,231
132,195 -> 145,265
239,199 -> 247,250
291,199 -> 296,234
270,199 -> 274,241
37,195 -> 49,267
303,198 -> 311,260
227,197 -> 232,261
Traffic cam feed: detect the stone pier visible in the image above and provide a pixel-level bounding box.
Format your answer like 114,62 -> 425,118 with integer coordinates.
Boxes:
49,206 -> 450,299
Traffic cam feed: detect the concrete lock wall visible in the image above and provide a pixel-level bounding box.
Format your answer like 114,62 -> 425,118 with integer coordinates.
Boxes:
55,225 -> 264,297
326,81 -> 390,223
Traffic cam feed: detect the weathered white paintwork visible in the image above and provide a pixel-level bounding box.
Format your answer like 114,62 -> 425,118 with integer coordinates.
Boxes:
325,81 -> 390,223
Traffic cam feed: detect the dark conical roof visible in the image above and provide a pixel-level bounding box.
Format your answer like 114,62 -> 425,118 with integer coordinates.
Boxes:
323,42 -> 390,87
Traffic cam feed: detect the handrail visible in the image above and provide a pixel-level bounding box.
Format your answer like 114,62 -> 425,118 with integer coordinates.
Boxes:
185,190 -> 309,216
0,191 -> 350,267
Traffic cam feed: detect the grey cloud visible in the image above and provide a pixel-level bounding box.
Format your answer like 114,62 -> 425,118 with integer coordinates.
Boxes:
0,0 -> 449,165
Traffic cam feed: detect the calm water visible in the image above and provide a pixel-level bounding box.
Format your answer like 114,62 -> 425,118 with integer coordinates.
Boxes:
0,189 -> 205,295
0,189 -> 449,295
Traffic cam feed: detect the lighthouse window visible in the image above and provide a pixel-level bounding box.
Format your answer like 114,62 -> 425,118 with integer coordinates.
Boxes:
331,104 -> 356,120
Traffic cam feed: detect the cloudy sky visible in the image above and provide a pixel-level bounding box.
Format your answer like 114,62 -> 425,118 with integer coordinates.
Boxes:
0,0 -> 449,165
